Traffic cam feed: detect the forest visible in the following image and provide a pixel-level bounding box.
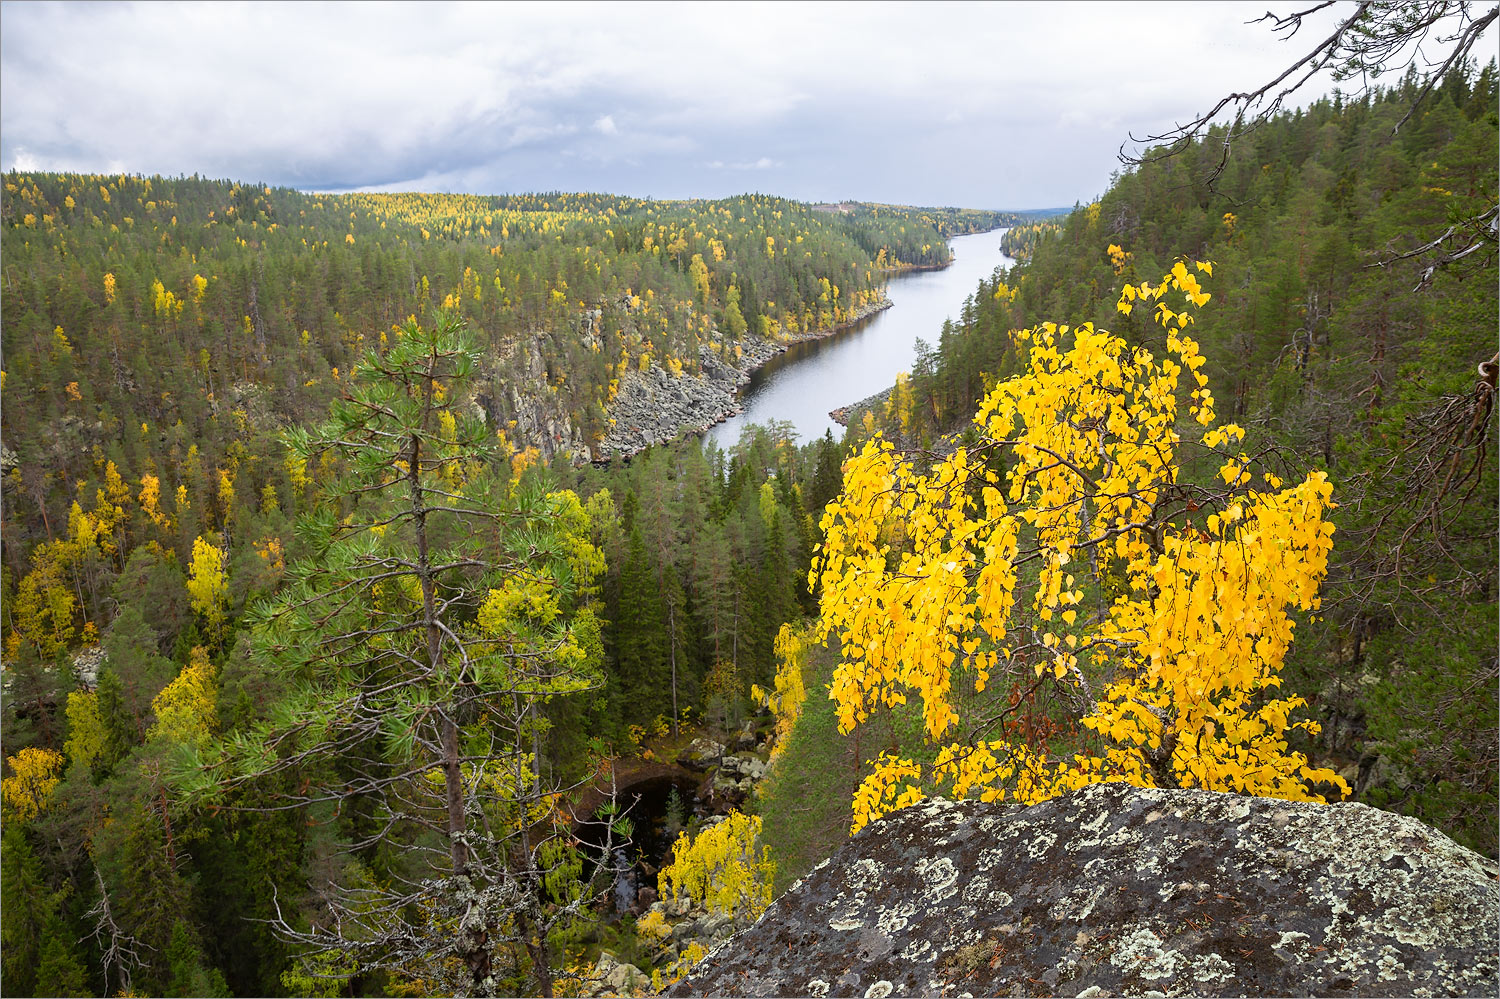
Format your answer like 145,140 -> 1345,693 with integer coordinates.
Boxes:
0,171 -> 1010,995
841,62 -> 1497,858
1,40 -> 1496,999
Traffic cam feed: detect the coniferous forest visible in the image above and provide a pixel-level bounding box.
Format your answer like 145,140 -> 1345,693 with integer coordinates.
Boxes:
844,64 -> 1498,857
1,13 -> 1496,999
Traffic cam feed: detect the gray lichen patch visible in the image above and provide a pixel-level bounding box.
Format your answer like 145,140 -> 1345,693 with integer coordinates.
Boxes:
673,783 -> 1499,998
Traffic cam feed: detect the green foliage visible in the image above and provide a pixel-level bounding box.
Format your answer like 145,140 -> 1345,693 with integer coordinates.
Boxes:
573,423 -> 824,742
180,314 -> 611,994
754,633 -> 864,895
2,824 -> 50,996
857,61 -> 1498,852
163,918 -> 231,997
35,909 -> 92,998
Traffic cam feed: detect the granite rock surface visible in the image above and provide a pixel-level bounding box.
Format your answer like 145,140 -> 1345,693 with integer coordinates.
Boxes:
675,782 -> 1499,997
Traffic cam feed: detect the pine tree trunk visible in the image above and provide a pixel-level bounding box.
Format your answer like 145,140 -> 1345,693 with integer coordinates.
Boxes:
669,603 -> 678,737
408,429 -> 467,875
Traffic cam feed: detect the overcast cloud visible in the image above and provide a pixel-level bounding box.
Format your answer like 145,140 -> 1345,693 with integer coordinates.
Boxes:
0,1 -> 1473,207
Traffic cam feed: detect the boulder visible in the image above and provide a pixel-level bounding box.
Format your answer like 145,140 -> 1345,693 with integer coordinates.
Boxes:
674,782 -> 1499,998
734,719 -> 758,750
71,646 -> 105,689
678,737 -> 725,771
719,752 -> 768,781
604,960 -> 645,996
590,950 -> 646,997
699,911 -> 733,940
706,777 -> 747,810
737,754 -> 768,781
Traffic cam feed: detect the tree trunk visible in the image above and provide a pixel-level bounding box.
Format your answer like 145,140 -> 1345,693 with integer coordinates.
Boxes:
408,429 -> 467,875
669,603 -> 678,737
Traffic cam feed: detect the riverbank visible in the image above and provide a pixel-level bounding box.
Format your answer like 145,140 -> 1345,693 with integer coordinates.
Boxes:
826,385 -> 891,428
595,297 -> 892,459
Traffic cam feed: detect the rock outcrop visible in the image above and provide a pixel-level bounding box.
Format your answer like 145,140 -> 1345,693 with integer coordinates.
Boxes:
477,331 -> 592,463
599,298 -> 891,459
676,783 -> 1499,998
473,298 -> 893,464
599,340 -> 779,457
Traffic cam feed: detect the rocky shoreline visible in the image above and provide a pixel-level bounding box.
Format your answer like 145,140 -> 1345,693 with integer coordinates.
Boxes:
596,299 -> 892,459
826,385 -> 893,429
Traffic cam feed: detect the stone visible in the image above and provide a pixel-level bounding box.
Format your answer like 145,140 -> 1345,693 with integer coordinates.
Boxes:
674,783 -> 1499,998
706,775 -> 747,809
678,737 -> 725,771
71,646 -> 106,689
699,912 -> 733,940
604,960 -> 646,996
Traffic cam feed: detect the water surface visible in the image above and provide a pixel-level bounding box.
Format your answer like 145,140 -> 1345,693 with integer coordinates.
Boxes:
706,229 -> 1016,448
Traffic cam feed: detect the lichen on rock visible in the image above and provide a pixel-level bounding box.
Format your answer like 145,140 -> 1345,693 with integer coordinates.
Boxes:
674,783 -> 1499,997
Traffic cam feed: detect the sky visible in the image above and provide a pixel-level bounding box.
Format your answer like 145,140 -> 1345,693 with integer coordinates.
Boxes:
0,1 -> 1480,209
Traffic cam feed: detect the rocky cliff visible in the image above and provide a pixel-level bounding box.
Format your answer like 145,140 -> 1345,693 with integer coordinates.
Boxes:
474,299 -> 892,463
675,783 -> 1499,997
599,299 -> 892,459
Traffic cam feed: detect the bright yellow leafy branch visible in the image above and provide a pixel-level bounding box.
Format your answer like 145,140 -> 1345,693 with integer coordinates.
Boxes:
813,259 -> 1347,835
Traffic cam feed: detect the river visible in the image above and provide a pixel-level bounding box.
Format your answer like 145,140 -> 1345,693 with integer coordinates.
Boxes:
705,229 -> 1016,449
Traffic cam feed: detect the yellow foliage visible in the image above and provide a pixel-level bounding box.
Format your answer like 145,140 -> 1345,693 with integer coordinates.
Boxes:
2,746 -> 64,822
651,940 -> 707,992
217,466 -> 235,521
658,810 -> 774,921
139,473 -> 169,529
148,646 -> 218,748
751,623 -> 809,759
636,909 -> 671,943
476,490 -> 603,636
814,262 -> 1347,833
65,690 -> 106,771
885,371 -> 916,434
850,753 -> 925,835
286,450 -> 313,492
255,536 -> 285,575
11,538 -> 79,658
186,535 -> 228,632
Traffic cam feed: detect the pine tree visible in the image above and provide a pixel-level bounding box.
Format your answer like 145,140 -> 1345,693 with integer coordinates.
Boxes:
177,315 -> 615,996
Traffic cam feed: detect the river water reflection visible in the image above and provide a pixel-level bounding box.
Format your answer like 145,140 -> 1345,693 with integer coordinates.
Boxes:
705,229 -> 1016,449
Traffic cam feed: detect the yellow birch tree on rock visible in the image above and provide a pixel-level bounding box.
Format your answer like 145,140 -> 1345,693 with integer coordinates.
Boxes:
812,261 -> 1347,834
